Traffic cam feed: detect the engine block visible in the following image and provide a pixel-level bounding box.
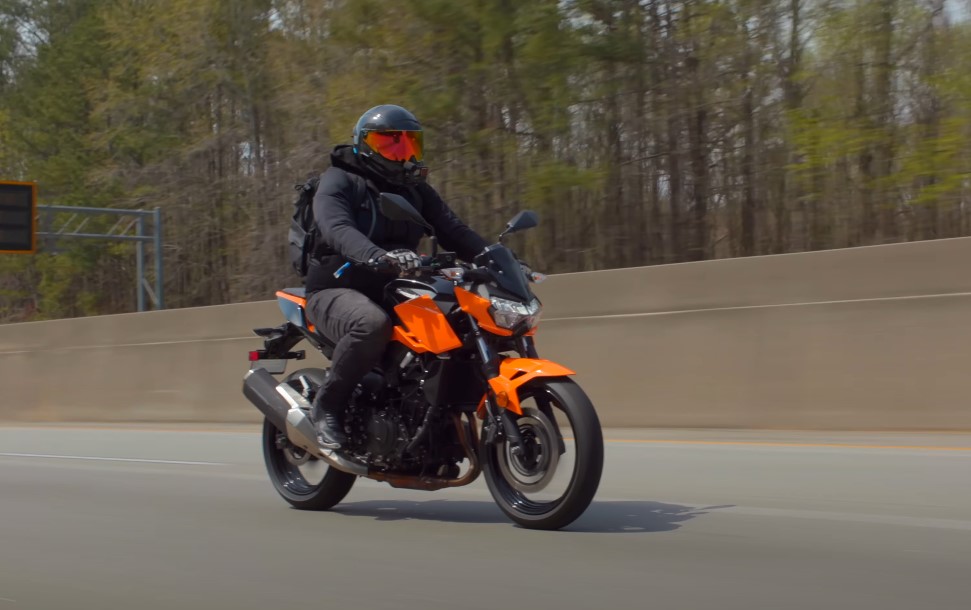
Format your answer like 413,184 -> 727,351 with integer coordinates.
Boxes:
344,373 -> 427,469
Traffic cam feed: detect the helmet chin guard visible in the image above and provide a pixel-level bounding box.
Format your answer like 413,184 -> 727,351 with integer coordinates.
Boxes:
359,150 -> 428,185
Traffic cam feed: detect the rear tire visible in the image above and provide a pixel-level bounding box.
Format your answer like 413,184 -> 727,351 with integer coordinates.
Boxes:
481,378 -> 604,530
261,368 -> 357,511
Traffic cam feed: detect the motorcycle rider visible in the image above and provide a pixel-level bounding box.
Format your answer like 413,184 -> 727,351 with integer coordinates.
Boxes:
305,104 -> 489,449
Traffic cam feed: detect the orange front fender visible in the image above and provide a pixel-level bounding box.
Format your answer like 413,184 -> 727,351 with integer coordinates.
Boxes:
478,358 -> 576,418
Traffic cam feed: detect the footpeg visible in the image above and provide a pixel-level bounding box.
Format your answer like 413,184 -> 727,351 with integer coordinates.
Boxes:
316,436 -> 341,450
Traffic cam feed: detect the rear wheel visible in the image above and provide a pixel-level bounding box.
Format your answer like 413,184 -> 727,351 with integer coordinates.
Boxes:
261,368 -> 356,510
481,378 -> 604,530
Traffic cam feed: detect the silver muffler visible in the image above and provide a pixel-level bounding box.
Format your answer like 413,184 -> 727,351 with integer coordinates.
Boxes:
243,370 -> 366,477
242,368 -> 289,432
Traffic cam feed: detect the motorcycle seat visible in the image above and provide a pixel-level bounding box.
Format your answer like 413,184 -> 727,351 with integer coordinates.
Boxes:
274,288 -> 337,360
280,287 -> 306,299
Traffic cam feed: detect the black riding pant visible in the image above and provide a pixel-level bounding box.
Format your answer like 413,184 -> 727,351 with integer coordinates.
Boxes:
305,288 -> 392,413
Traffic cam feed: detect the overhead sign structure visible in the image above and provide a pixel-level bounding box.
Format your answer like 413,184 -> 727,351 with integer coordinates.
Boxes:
0,181 -> 36,254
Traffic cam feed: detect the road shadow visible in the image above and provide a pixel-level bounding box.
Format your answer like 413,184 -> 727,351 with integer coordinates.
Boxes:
331,499 -> 508,525
331,499 -> 728,533
568,501 -> 729,533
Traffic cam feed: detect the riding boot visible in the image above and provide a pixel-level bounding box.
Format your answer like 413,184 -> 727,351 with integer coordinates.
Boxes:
311,399 -> 347,449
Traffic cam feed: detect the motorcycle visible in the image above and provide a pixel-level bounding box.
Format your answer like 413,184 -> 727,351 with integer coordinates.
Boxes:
242,193 -> 603,530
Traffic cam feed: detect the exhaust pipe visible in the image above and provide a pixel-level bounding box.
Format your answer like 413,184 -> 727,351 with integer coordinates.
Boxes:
242,368 -> 289,432
242,368 -> 367,477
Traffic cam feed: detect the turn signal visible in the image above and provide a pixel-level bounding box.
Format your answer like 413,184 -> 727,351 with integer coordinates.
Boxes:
495,391 -> 510,408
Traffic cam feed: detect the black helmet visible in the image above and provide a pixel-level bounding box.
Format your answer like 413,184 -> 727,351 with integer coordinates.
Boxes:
353,104 -> 429,184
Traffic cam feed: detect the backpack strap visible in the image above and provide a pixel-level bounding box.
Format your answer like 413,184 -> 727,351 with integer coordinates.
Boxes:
352,173 -> 367,209
351,173 -> 380,240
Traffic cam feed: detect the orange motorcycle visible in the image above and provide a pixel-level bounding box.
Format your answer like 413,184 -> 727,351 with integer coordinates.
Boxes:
243,194 -> 603,530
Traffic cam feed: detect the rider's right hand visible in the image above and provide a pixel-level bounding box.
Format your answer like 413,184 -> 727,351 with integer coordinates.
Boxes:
376,249 -> 421,273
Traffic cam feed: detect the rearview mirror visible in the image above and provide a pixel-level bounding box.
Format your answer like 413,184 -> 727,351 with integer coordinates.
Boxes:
499,210 -> 539,241
378,193 -> 433,234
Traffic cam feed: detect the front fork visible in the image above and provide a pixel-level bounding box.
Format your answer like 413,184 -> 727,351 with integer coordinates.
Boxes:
517,336 -> 568,456
470,316 -> 566,455
468,316 -> 521,451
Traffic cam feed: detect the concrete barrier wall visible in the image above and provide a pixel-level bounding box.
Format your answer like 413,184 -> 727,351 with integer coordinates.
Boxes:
2,237 -> 971,429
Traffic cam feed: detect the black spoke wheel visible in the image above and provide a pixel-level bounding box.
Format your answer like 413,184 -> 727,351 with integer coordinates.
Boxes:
481,378 -> 603,530
261,368 -> 356,511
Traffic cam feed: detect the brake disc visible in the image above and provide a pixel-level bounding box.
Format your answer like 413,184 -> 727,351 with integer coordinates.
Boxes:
498,408 -> 559,493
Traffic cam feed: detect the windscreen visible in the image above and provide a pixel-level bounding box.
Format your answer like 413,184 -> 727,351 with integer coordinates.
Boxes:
474,245 -> 532,301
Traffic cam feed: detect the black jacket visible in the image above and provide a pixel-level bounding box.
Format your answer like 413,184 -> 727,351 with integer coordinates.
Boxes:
305,145 -> 489,304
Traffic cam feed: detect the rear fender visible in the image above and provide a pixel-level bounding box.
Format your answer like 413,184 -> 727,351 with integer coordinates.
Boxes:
478,358 -> 576,418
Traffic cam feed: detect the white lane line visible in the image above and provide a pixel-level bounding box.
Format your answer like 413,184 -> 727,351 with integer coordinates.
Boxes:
599,438 -> 971,452
714,505 -> 971,532
0,598 -> 16,603
0,453 -> 227,466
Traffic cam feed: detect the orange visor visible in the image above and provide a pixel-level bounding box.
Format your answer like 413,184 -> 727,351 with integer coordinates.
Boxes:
362,130 -> 424,163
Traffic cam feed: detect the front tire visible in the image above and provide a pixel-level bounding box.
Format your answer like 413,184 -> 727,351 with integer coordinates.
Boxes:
261,368 -> 356,511
481,378 -> 604,530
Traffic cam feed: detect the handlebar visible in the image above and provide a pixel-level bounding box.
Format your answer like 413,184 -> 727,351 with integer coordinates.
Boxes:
333,258 -> 443,279
333,253 -> 540,284
333,260 -> 390,278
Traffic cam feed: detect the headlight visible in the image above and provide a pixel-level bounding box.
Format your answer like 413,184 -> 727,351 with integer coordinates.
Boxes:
489,297 -> 542,331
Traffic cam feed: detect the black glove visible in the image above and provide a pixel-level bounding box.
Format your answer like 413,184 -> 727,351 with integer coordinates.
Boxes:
379,249 -> 421,272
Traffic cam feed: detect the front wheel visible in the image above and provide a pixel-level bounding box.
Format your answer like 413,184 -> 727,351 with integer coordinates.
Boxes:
261,368 -> 357,511
481,378 -> 604,530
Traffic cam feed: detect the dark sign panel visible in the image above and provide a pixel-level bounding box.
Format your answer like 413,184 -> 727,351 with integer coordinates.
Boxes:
0,181 -> 36,253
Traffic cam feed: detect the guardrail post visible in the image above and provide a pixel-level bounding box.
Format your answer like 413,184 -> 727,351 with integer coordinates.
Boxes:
136,216 -> 145,312
153,207 -> 164,310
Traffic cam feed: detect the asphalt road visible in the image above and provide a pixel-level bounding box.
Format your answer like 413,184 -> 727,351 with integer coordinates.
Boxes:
1,425 -> 969,610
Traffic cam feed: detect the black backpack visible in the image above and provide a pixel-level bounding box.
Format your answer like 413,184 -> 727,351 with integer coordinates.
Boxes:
287,172 -> 374,279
